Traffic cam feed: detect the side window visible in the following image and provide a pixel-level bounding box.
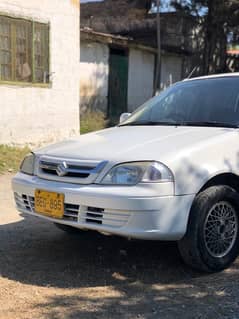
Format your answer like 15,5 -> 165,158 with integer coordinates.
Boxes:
34,23 -> 49,83
0,15 -> 50,84
0,16 -> 12,81
15,20 -> 32,82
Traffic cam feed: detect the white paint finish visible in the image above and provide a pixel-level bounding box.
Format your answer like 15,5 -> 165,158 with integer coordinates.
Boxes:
12,73 -> 239,241
160,55 -> 182,90
127,48 -> 155,112
184,72 -> 239,81
13,118 -> 238,240
13,172 -> 194,240
36,124 -> 237,196
0,0 -> 80,145
80,41 -> 109,113
34,68 -> 239,198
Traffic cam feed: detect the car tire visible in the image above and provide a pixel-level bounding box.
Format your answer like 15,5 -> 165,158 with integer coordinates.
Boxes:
178,185 -> 239,272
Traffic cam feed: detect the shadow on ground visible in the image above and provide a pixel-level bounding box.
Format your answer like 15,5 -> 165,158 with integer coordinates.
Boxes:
1,214 -> 239,318
0,214 -> 191,288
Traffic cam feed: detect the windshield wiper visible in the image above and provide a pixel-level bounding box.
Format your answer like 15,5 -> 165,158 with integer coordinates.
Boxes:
119,120 -> 179,127
179,121 -> 239,128
119,120 -> 239,128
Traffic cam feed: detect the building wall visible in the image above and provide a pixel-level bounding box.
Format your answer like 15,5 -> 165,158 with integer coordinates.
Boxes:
80,38 -> 184,117
80,41 -> 109,114
160,55 -> 183,90
127,48 -> 155,112
0,0 -> 80,145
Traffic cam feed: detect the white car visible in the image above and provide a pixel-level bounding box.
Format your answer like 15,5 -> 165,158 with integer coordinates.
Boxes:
12,73 -> 239,272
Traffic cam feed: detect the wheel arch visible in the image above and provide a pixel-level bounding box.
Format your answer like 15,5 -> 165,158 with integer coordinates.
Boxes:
184,173 -> 239,236
179,182 -> 239,272
198,172 -> 239,195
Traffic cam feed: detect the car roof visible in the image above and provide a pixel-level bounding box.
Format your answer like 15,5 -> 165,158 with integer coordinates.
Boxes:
184,72 -> 239,82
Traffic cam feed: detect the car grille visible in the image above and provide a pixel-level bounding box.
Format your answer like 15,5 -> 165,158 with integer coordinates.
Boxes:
80,207 -> 130,228
14,193 -> 80,222
14,193 -> 130,228
37,156 -> 108,184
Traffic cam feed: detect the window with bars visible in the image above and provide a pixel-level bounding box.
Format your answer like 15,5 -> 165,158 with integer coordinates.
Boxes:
0,15 -> 49,84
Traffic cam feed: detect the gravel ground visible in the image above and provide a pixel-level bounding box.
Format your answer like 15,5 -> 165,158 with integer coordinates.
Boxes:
1,174 -> 239,319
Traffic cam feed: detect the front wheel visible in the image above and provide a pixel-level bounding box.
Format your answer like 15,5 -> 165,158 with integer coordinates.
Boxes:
178,186 -> 239,272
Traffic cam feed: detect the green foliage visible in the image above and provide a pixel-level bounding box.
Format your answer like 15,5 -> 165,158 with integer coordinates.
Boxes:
0,145 -> 30,175
80,110 -> 107,134
170,0 -> 208,16
169,0 -> 239,74
171,0 -> 238,22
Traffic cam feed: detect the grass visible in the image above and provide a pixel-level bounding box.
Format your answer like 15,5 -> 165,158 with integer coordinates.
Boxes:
80,110 -> 107,134
0,145 -> 30,175
0,110 -> 107,175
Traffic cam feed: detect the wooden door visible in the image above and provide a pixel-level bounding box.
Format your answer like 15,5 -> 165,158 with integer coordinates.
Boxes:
108,48 -> 128,124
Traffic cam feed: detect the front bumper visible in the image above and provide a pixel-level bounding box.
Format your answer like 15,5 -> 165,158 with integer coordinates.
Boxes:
12,173 -> 195,240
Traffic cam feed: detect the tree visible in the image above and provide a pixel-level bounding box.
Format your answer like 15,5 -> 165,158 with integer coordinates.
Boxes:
171,0 -> 239,74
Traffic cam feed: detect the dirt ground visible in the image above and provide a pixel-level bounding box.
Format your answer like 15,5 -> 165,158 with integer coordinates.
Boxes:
1,174 -> 239,319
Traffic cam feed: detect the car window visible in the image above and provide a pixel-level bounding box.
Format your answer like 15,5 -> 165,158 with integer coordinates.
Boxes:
121,77 -> 239,127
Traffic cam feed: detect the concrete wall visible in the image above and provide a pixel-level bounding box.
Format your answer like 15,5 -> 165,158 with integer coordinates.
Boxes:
160,55 -> 183,90
80,43 -> 155,114
80,39 -> 184,116
80,41 -> 109,114
127,48 -> 155,112
0,0 -> 80,145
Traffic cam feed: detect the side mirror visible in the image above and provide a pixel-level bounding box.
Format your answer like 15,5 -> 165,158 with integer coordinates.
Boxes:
119,113 -> 131,124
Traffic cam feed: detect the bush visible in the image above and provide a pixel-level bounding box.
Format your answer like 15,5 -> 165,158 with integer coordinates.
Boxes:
80,110 -> 107,134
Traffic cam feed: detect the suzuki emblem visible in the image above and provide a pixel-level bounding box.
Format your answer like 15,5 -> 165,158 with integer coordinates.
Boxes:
56,162 -> 68,177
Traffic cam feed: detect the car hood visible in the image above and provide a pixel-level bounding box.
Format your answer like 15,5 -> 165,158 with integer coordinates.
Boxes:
36,126 -> 233,164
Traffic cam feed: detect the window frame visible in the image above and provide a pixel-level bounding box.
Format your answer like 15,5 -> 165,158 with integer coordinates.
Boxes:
0,13 -> 50,87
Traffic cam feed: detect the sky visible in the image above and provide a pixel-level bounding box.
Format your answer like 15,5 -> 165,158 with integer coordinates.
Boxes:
80,0 -> 207,15
80,0 -> 175,12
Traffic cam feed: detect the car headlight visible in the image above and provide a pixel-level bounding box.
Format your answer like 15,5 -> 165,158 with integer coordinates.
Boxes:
20,153 -> 35,175
100,161 -> 174,185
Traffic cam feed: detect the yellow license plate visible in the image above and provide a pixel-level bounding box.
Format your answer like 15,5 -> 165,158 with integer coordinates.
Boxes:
35,189 -> 64,219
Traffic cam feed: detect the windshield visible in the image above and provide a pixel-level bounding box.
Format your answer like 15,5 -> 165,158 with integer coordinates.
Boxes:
120,77 -> 239,128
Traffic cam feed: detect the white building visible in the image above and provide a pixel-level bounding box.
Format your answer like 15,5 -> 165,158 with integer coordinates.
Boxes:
80,29 -> 184,124
0,0 -> 80,145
